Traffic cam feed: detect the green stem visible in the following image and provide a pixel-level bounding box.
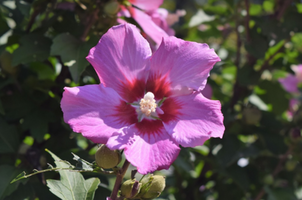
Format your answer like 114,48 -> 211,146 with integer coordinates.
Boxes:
139,175 -> 146,182
110,159 -> 130,200
11,167 -> 115,184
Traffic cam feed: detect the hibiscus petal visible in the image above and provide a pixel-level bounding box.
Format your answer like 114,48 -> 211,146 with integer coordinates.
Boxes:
86,23 -> 151,100
150,37 -> 221,91
130,0 -> 163,11
149,8 -> 175,36
279,74 -> 299,93
201,84 -> 212,99
131,8 -> 169,45
61,84 -> 132,144
291,64 -> 302,78
107,124 -> 180,174
162,93 -> 224,147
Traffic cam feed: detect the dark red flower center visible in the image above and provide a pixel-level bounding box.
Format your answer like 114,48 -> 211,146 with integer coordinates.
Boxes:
113,75 -> 182,136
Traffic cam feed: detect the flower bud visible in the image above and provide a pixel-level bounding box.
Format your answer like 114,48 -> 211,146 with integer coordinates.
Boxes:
104,1 -> 120,15
138,175 -> 166,199
120,179 -> 141,198
95,144 -> 121,169
263,174 -> 274,185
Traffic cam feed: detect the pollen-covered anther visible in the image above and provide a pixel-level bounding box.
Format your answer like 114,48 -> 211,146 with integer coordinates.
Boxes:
139,92 -> 157,116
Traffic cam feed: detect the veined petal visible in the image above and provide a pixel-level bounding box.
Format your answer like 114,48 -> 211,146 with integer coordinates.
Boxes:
132,8 -> 169,45
163,93 -> 224,147
130,0 -> 163,11
150,37 -> 221,92
86,23 -> 151,101
107,124 -> 180,174
61,84 -> 133,144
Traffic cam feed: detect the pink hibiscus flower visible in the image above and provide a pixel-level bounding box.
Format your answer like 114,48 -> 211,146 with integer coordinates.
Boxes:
144,8 -> 186,51
279,65 -> 302,119
61,23 -> 225,174
279,65 -> 302,93
118,0 -> 169,45
147,8 -> 184,37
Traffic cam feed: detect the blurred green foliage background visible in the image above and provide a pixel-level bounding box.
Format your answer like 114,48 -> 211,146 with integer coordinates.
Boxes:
1,0 -> 302,199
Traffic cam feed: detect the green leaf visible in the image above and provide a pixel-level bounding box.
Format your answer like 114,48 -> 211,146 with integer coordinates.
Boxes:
0,117 -> 19,153
84,178 -> 101,200
251,0 -> 264,4
72,153 -> 94,171
0,51 -> 17,75
94,185 -> 111,200
258,80 -> 289,115
203,4 -> 229,15
257,18 -> 289,43
12,34 -> 52,66
249,94 -> 269,111
46,180 -> 70,200
47,178 -> 99,200
262,131 -> 287,155
50,33 -> 91,83
225,0 -> 240,6
260,111 -> 283,131
216,135 -> 241,167
21,108 -> 55,142
0,16 -> 9,37
292,33 -> 302,52
226,166 -> 250,191
283,10 -> 302,33
249,4 -> 262,16
245,28 -> 268,59
174,148 -> 195,174
29,62 -> 56,80
265,186 -> 297,200
271,70 -> 288,80
263,0 -> 274,13
10,171 -> 27,184
1,93 -> 35,120
3,181 -> 52,200
237,64 -> 260,86
0,165 -> 23,199
188,9 -> 215,27
16,0 -> 31,17
222,65 -> 237,81
46,150 -> 100,200
297,3 -> 302,13
46,149 -> 73,169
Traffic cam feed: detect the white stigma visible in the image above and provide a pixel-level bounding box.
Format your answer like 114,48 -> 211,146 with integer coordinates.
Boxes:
139,92 -> 157,116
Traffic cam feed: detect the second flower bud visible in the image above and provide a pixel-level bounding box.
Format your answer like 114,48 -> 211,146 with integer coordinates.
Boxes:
95,144 -> 121,169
